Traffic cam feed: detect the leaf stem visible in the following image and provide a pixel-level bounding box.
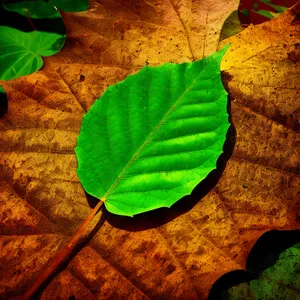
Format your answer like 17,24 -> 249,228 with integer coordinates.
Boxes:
24,9 -> 36,31
22,200 -> 104,300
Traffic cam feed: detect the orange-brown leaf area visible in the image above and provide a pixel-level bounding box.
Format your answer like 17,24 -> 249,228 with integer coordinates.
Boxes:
0,0 -> 300,299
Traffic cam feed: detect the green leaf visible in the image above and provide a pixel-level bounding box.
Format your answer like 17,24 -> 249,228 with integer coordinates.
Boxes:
252,9 -> 279,19
0,26 -> 65,80
227,242 -> 300,299
0,86 -> 8,117
209,230 -> 300,299
250,0 -> 289,20
2,0 -> 61,18
75,45 -> 230,217
49,0 -> 88,12
220,10 -> 244,41
260,0 -> 288,14
2,0 -> 88,16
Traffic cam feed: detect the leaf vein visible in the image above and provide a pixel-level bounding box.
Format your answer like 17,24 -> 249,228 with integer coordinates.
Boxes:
102,64 -> 207,200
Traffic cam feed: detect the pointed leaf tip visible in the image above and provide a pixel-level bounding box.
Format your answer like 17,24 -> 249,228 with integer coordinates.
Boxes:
215,44 -> 230,62
219,43 -> 231,55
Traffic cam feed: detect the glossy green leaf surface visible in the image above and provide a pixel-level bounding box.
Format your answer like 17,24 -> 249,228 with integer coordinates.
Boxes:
227,242 -> 300,299
75,45 -> 230,217
0,26 -> 65,80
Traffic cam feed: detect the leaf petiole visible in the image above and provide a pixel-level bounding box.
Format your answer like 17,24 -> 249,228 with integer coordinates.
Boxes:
22,200 -> 104,299
24,9 -> 36,31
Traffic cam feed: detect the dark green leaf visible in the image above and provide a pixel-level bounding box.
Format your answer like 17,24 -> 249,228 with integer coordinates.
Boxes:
0,5 -> 65,35
220,10 -> 244,41
209,230 -> 300,300
2,0 -> 88,16
2,0 -> 61,18
49,0 -> 88,12
228,242 -> 300,299
0,26 -> 65,80
75,45 -> 230,217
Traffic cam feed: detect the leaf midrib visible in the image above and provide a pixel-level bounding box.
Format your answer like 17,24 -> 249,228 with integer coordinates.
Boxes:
102,65 -> 205,200
2,32 -> 37,55
0,32 -> 39,76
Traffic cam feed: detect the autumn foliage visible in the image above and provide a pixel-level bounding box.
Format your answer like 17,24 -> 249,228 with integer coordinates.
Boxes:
0,0 -> 299,299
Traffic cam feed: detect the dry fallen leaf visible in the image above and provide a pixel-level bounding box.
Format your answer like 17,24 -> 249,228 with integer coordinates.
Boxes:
0,0 -> 299,299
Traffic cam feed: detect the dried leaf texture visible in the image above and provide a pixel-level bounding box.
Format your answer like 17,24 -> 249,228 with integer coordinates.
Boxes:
0,1 -> 299,299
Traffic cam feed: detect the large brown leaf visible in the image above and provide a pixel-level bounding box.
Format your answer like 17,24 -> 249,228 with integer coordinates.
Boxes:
0,0 -> 299,299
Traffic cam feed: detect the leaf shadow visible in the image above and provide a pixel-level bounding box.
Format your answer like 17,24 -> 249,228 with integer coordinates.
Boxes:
0,6 -> 65,34
0,90 -> 8,117
89,71 -> 236,232
30,72 -> 236,298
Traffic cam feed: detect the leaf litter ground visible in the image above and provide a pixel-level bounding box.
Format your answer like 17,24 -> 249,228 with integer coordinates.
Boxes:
0,1 -> 299,299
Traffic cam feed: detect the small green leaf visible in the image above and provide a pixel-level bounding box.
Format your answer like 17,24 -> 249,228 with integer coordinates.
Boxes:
250,0 -> 289,20
260,0 -> 288,14
49,0 -> 89,12
227,242 -> 300,299
2,0 -> 61,18
75,45 -> 230,217
252,9 -> 278,19
0,26 -> 65,80
2,0 -> 88,16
